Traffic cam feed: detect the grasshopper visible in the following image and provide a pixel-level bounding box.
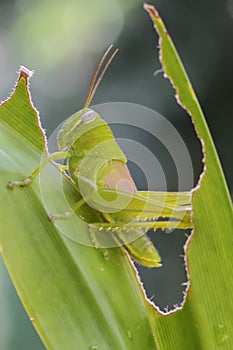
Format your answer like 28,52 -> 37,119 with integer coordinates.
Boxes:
8,45 -> 193,267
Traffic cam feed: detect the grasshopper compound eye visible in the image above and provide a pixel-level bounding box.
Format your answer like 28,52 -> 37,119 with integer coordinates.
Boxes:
81,110 -> 96,123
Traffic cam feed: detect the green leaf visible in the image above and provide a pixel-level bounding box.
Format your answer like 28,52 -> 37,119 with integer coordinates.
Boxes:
0,68 -> 156,349
144,3 -> 233,349
2,4 -> 233,349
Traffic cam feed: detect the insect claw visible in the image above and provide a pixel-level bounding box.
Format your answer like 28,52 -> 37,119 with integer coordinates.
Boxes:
7,181 -> 15,190
48,214 -> 55,223
103,249 -> 109,260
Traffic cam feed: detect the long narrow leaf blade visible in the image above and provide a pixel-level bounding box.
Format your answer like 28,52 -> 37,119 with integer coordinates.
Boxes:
0,68 -> 157,349
144,4 -> 233,349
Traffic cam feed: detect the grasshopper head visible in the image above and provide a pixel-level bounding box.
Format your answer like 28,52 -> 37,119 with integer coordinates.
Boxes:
57,108 -> 100,151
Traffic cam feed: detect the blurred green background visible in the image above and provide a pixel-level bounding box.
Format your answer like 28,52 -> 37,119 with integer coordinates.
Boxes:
0,0 -> 232,348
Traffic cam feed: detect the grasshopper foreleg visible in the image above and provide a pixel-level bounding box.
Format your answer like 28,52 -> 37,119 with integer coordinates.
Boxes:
7,151 -> 69,190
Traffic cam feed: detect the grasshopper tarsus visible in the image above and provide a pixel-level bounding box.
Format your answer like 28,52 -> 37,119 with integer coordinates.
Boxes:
7,181 -> 16,190
48,199 -> 86,222
7,177 -> 32,190
48,211 -> 73,223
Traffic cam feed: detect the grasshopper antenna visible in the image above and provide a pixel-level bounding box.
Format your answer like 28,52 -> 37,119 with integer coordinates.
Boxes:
84,45 -> 119,108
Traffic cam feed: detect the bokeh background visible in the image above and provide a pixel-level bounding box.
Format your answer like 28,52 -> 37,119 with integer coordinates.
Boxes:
0,0 -> 232,348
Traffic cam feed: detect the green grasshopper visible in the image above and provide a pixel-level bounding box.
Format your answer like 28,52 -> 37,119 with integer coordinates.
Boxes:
8,45 -> 193,267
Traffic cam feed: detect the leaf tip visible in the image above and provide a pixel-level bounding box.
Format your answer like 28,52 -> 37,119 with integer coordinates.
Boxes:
19,66 -> 34,80
143,3 -> 159,18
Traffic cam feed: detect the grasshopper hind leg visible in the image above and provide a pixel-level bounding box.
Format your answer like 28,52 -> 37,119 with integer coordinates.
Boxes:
89,226 -> 109,260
